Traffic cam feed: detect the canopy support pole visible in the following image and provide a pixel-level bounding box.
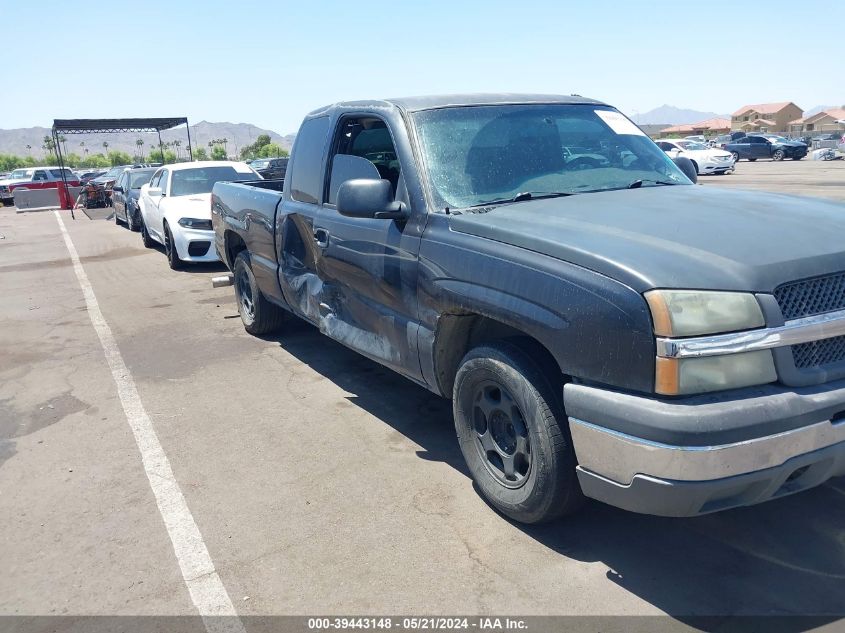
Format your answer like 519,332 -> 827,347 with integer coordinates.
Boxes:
53,128 -> 74,220
186,121 -> 194,161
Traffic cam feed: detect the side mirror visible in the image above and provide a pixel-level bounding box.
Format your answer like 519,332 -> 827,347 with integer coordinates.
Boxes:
336,179 -> 406,220
112,185 -> 124,193
147,187 -> 163,197
672,156 -> 698,184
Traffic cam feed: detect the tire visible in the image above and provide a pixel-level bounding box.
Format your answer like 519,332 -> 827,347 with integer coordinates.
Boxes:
126,207 -> 137,231
748,158 -> 757,162
690,160 -> 699,175
453,341 -> 584,524
114,206 -> 123,225
772,149 -> 785,161
233,251 -> 287,335
731,152 -> 740,162
163,223 -> 183,270
792,156 -> 803,161
140,216 -> 155,248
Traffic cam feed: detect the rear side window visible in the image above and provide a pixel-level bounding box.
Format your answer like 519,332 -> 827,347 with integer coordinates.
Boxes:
50,169 -> 75,178
289,116 -> 330,204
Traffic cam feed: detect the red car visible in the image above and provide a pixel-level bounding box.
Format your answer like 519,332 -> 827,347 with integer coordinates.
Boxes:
0,166 -> 80,205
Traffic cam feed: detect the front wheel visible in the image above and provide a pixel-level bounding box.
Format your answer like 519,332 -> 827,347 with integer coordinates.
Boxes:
233,251 -> 287,335
453,341 -> 584,524
164,223 -> 183,270
140,216 -> 155,248
772,149 -> 785,161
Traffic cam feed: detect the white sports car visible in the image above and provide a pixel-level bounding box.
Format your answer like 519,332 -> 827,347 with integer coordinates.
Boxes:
138,161 -> 259,269
656,139 -> 735,175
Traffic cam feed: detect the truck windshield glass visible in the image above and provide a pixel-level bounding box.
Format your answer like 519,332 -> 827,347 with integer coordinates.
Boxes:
170,166 -> 256,196
413,104 -> 690,209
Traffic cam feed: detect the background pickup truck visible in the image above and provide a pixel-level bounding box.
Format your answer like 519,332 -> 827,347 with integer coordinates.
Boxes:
212,94 -> 845,524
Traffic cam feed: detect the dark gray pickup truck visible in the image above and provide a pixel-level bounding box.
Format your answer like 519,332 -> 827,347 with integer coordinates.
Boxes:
211,94 -> 845,524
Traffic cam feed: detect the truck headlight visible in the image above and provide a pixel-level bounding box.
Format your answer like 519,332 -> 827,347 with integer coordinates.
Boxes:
655,351 -> 777,395
178,218 -> 212,230
646,289 -> 774,395
645,289 -> 764,337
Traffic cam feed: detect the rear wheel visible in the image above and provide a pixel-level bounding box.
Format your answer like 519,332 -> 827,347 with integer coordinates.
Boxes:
114,206 -> 123,225
690,160 -> 699,175
164,223 -> 183,270
233,251 -> 287,335
453,341 -> 584,524
731,152 -> 740,162
748,157 -> 757,162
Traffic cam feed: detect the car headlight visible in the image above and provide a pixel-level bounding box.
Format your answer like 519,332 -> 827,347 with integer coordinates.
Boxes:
644,289 -> 764,337
655,351 -> 777,395
646,290 -> 774,395
178,218 -> 212,230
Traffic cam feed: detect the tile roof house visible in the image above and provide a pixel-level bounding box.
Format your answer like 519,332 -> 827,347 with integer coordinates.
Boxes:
658,117 -> 731,138
731,102 -> 803,133
788,107 -> 845,135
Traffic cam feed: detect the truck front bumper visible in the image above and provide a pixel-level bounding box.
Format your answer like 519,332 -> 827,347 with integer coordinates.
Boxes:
565,381 -> 845,517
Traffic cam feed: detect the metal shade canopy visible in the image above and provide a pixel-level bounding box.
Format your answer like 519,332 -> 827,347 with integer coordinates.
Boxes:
53,117 -> 189,135
51,117 -> 194,218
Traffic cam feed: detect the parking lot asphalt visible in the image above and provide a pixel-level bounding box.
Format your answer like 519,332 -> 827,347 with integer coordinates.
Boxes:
1,160 -> 845,628
701,156 -> 845,201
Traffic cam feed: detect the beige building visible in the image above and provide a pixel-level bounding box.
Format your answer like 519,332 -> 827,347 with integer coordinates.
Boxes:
731,102 -> 803,133
788,108 -> 845,135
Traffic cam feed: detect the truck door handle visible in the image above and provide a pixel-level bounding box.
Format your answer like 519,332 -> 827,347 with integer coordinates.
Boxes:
314,228 -> 329,248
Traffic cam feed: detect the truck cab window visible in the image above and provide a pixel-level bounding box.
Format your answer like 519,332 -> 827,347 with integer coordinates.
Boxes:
289,116 -> 331,204
326,117 -> 401,205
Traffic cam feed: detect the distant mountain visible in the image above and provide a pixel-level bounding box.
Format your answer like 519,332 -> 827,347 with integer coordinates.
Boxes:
634,105 -> 727,125
0,121 -> 296,159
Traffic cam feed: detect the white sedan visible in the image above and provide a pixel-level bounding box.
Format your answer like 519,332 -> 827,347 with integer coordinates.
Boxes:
656,139 -> 735,175
138,161 -> 259,269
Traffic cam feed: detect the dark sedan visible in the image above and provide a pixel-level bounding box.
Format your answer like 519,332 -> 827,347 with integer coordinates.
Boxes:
112,167 -> 156,231
249,157 -> 287,180
725,134 -> 808,161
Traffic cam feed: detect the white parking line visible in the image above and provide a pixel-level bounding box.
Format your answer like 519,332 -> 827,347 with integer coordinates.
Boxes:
55,211 -> 245,633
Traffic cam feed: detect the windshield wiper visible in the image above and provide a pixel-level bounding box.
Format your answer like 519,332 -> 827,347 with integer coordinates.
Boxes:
627,179 -> 679,189
467,191 -> 576,208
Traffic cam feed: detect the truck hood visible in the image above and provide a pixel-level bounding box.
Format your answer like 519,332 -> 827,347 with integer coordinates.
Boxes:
448,185 -> 845,292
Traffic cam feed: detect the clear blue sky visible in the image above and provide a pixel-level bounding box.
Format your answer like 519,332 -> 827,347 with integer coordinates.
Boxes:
2,0 -> 840,133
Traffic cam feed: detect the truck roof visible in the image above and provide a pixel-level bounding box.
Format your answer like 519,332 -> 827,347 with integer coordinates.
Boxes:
306,93 -> 605,117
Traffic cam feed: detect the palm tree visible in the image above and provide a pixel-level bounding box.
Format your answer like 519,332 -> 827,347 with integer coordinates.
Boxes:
42,136 -> 57,161
136,138 -> 144,161
58,134 -> 68,157
103,141 -> 109,154
221,137 -> 228,155
25,144 -> 32,155
173,139 -> 181,159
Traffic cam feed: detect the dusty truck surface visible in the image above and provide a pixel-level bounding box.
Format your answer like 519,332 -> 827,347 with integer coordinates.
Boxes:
211,94 -> 845,524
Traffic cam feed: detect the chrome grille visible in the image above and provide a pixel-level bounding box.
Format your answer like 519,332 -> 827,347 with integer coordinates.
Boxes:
791,335 -> 845,369
774,272 -> 845,320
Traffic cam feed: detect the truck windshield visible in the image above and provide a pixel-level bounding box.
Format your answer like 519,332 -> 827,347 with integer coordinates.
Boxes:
412,104 -> 690,209
170,166 -> 257,196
